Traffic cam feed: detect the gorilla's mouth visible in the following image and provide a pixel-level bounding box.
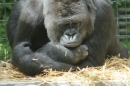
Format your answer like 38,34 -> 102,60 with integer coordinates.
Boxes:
63,41 -> 82,47
60,36 -> 82,48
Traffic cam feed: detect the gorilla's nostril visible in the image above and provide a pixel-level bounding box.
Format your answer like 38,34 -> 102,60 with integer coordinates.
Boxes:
66,32 -> 76,36
65,29 -> 77,36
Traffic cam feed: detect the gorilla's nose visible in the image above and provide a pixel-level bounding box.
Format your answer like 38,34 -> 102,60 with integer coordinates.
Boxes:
65,28 -> 77,36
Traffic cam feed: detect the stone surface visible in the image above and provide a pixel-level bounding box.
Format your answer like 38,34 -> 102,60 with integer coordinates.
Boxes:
0,80 -> 129,86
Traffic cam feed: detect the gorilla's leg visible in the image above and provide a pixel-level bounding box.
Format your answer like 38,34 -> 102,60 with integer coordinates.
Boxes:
117,44 -> 128,58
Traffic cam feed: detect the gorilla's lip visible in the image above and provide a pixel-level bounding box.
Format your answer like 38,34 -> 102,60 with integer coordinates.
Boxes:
62,41 -> 82,47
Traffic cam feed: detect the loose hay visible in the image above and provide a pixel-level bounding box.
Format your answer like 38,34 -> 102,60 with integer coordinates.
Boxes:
0,56 -> 130,85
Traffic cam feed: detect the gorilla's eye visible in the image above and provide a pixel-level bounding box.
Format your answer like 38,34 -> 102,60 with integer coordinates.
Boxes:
58,23 -> 78,31
73,0 -> 79,2
87,5 -> 91,11
57,0 -> 60,2
58,23 -> 69,31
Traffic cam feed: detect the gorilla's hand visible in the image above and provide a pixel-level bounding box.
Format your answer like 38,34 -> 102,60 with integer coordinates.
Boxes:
72,45 -> 88,62
13,42 -> 32,56
46,43 -> 88,64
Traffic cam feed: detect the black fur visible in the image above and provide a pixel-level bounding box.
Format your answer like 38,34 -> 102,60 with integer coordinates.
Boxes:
7,0 -> 128,76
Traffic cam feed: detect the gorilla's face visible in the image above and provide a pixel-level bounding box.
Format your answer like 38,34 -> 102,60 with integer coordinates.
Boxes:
59,22 -> 83,47
43,0 -> 96,47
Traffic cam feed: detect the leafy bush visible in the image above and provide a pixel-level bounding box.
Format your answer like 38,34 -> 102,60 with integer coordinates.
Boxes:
0,0 -> 16,60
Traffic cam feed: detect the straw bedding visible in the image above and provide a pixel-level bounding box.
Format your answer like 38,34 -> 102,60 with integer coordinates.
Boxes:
0,56 -> 130,85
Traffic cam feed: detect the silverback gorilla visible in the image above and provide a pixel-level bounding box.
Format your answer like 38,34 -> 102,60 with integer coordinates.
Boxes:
7,0 -> 128,76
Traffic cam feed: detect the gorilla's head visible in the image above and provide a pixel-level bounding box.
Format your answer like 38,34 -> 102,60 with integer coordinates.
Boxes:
43,0 -> 96,47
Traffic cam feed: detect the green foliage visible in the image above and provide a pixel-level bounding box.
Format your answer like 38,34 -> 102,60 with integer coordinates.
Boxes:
111,1 -> 130,7
0,0 -> 16,60
111,1 -> 130,57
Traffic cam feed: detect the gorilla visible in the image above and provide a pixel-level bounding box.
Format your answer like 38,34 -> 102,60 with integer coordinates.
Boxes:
7,0 -> 128,76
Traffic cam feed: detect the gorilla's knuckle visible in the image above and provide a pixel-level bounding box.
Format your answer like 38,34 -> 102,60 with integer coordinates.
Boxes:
79,45 -> 88,50
83,51 -> 88,56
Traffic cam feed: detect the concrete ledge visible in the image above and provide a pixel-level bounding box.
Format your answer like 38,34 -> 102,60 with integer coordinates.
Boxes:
0,81 -> 39,86
95,80 -> 130,86
0,80 -> 129,86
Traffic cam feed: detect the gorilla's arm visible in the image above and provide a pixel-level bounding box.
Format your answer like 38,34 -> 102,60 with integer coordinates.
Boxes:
38,43 -> 88,65
12,42 -> 77,76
